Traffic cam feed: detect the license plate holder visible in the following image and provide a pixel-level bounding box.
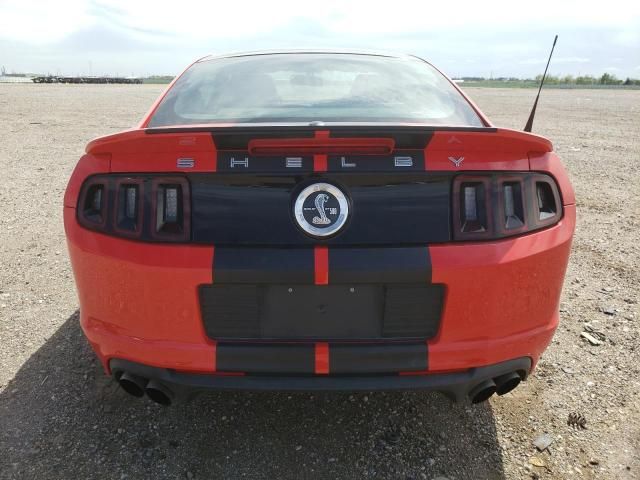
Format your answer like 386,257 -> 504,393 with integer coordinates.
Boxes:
261,285 -> 384,339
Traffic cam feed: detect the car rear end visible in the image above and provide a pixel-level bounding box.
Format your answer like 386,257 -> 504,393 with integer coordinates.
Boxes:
64,52 -> 575,405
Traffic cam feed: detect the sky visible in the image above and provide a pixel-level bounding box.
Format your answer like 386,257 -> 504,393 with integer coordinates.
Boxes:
1,0 -> 639,79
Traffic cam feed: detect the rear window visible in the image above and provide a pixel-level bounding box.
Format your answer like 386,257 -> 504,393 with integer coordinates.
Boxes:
148,53 -> 484,127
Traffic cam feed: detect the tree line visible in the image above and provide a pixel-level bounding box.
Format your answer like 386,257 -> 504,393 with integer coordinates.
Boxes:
461,73 -> 640,86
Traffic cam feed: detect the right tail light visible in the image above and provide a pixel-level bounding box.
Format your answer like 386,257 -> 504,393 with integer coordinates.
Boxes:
453,173 -> 562,241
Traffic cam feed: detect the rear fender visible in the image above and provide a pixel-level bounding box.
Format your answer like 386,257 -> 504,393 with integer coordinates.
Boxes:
529,151 -> 575,205
64,153 -> 110,208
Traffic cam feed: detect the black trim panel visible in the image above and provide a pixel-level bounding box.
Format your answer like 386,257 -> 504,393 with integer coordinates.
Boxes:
217,153 -> 314,172
383,285 -> 444,338
214,152 -> 426,173
190,173 -> 452,245
330,343 -> 427,373
199,285 -> 261,337
327,151 -> 424,171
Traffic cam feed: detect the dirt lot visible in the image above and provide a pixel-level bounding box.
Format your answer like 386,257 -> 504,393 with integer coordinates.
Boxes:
0,84 -> 638,479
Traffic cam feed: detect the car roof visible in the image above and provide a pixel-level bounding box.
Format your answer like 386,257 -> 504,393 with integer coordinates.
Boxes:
197,49 -> 417,63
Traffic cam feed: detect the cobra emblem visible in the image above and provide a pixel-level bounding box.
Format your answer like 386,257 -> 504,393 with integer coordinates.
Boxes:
312,194 -> 331,225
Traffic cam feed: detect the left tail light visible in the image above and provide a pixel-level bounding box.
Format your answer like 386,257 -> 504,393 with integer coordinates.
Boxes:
151,178 -> 190,241
78,177 -> 107,229
77,175 -> 191,242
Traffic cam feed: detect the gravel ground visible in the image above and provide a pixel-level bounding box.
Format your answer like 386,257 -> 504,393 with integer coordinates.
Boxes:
0,84 -> 638,479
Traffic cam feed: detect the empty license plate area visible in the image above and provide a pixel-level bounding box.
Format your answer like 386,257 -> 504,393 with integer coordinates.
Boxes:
199,284 -> 444,341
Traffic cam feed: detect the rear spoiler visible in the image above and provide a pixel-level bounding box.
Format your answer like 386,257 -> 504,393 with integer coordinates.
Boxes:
85,125 -> 552,156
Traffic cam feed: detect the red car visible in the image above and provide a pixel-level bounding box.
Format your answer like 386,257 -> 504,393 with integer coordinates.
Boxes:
64,51 -> 575,406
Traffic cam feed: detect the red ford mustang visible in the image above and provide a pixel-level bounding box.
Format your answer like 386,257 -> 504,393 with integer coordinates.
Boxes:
64,51 -> 575,406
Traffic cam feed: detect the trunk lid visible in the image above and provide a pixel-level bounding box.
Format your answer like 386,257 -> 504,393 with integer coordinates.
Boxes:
90,125 -> 553,246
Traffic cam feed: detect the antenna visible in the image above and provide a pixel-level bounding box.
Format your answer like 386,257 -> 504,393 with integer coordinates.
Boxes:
524,35 -> 558,132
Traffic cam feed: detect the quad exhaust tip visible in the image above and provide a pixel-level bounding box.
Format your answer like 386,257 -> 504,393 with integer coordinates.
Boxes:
116,372 -> 174,406
468,371 -> 524,403
145,380 -> 174,406
118,372 -> 147,398
494,372 -> 522,396
468,379 -> 497,404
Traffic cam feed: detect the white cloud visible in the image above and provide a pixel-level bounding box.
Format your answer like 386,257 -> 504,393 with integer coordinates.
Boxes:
613,29 -> 640,47
3,0 -> 640,44
1,0 -> 639,77
0,0 -> 91,43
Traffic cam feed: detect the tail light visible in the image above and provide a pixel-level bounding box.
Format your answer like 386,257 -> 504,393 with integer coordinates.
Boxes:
114,178 -> 143,236
453,173 -> 562,241
454,177 -> 491,238
77,175 -> 190,242
535,179 -> 560,226
78,178 -> 107,229
152,178 -> 190,240
501,181 -> 525,230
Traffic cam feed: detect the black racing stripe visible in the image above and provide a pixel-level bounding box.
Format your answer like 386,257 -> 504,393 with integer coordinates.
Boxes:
214,247 -> 314,284
216,343 -> 315,374
329,247 -> 431,283
329,343 -> 428,373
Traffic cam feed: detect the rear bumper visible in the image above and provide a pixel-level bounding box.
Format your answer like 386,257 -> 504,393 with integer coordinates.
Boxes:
110,356 -> 531,402
65,204 -> 575,379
